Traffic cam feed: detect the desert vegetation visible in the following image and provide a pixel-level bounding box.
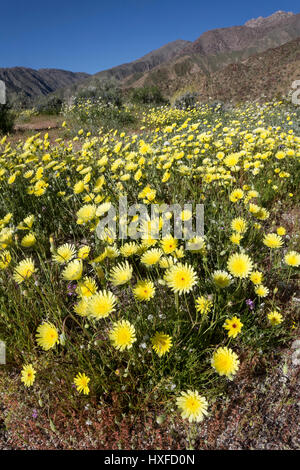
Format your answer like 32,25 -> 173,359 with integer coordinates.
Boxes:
0,96 -> 299,448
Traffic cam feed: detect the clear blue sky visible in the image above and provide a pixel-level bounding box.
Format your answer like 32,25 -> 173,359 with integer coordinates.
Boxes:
0,0 -> 299,74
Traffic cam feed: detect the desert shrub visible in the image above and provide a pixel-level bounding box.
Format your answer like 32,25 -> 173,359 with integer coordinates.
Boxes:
76,80 -> 123,108
130,86 -> 167,105
0,104 -> 15,134
63,98 -> 137,134
173,91 -> 198,109
36,95 -> 63,115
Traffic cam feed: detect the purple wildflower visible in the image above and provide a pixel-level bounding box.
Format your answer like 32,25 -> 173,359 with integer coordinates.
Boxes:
246,299 -> 255,310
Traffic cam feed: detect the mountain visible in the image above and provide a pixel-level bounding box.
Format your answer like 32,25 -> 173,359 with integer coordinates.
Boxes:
2,10 -> 300,105
93,39 -> 191,84
193,37 -> 300,102
0,67 -> 90,101
123,11 -> 300,93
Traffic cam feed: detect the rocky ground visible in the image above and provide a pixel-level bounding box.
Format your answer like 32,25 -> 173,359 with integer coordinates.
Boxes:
0,334 -> 299,450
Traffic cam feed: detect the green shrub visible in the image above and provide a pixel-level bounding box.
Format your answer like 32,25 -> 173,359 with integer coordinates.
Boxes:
174,92 -> 198,110
36,95 -> 63,115
0,104 -> 15,134
130,86 -> 167,105
63,98 -> 137,134
76,80 -> 123,108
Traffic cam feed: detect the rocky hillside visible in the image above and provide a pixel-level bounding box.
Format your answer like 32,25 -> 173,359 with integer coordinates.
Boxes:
124,11 -> 300,95
126,36 -> 300,102
0,67 -> 90,100
2,10 -> 300,104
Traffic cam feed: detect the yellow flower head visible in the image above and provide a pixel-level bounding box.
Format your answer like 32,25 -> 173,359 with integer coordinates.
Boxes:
284,251 -> 300,267
229,188 -> 244,202
223,316 -> 243,338
53,243 -> 76,264
21,232 -> 36,248
211,347 -> 239,379
263,233 -> 283,249
133,280 -> 155,301
141,248 -> 163,267
267,310 -> 283,326
0,250 -> 11,269
161,235 -> 178,254
13,258 -> 36,284
120,242 -> 138,257
227,253 -> 253,278
36,322 -> 59,351
73,298 -> 89,317
76,276 -> 97,298
164,262 -> 198,295
88,290 -> 117,319
109,319 -> 136,351
21,364 -> 36,387
76,204 -> 97,224
109,261 -> 133,286
176,390 -> 208,423
231,217 -> 247,233
255,284 -> 269,297
212,270 -> 232,288
77,245 -> 91,260
62,259 -> 83,281
151,332 -> 172,357
73,372 -> 90,395
250,270 -> 263,285
195,296 -> 213,315
276,227 -> 286,236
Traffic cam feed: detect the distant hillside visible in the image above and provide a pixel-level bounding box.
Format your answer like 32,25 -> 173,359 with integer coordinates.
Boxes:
0,67 -> 90,101
124,11 -> 300,94
2,10 -> 300,106
198,37 -> 300,102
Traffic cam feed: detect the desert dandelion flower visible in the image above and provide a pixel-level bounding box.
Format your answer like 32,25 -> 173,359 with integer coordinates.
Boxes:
151,332 -> 172,357
267,311 -> 283,326
141,248 -> 163,267
223,316 -> 243,338
0,250 -> 11,269
211,347 -> 239,379
73,372 -> 90,395
250,270 -> 263,285
62,259 -> 83,281
36,322 -> 59,351
21,232 -> 36,247
13,258 -> 36,284
212,270 -> 232,288
263,233 -> 283,249
227,253 -> 253,279
176,390 -> 208,423
21,364 -> 36,387
109,261 -> 133,286
52,243 -> 76,264
109,319 -> 136,351
76,276 -> 97,298
255,284 -> 269,297
284,251 -> 300,267
133,280 -> 155,301
195,296 -> 213,315
88,290 -> 117,319
160,235 -> 178,254
74,298 -> 89,317
164,262 -> 197,295
231,217 -> 247,233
